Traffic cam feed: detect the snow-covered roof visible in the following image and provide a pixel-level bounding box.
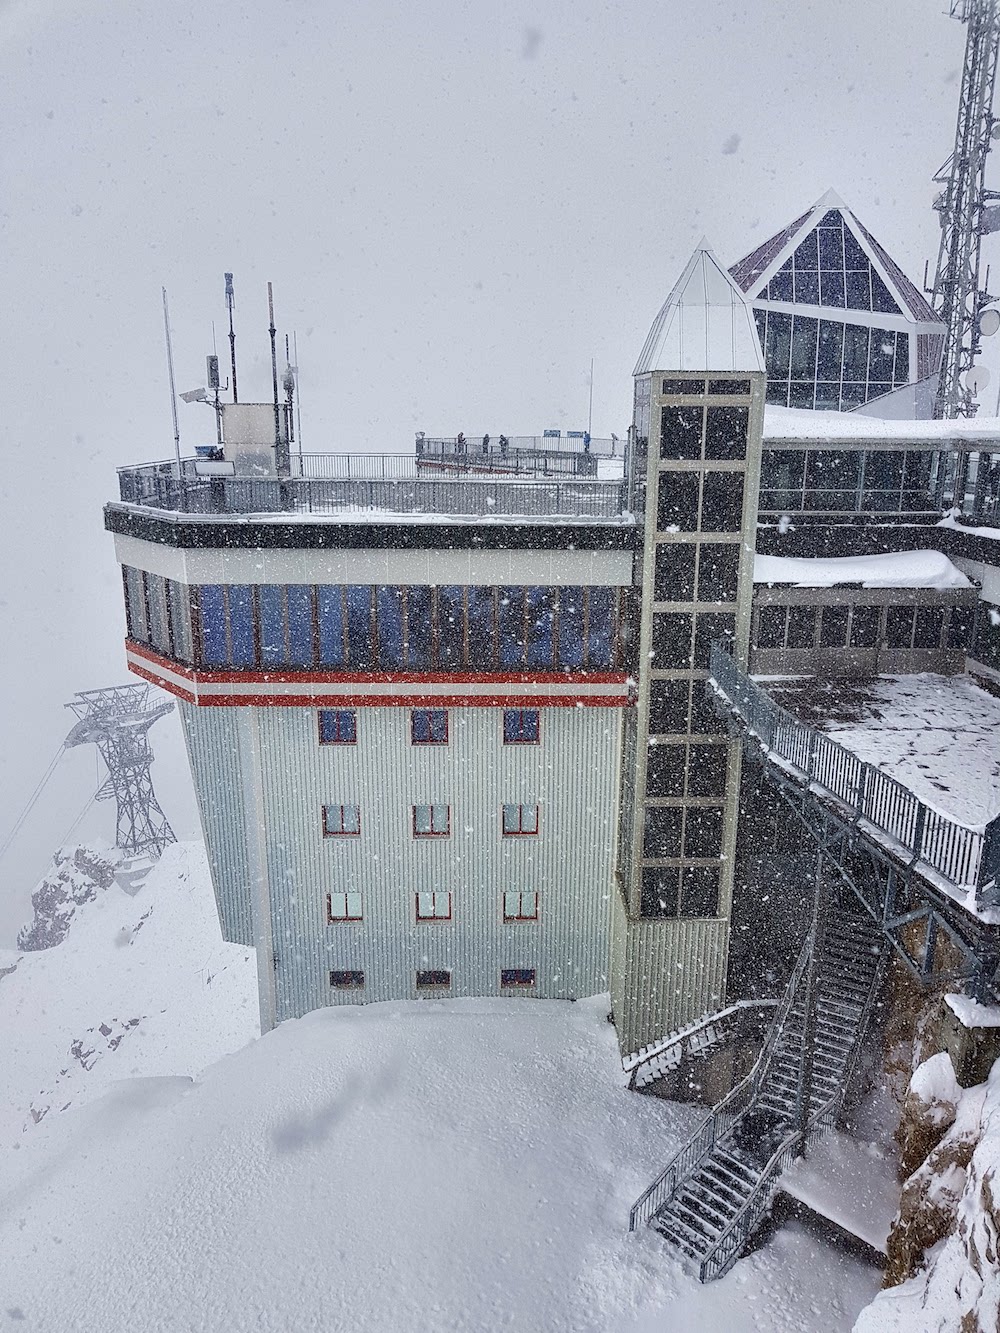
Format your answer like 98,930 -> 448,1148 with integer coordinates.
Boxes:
754,550 -> 972,589
634,242 -> 766,376
763,404 -> 1000,444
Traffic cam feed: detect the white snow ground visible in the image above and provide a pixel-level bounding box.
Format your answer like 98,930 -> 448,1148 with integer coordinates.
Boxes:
0,841 -> 884,1332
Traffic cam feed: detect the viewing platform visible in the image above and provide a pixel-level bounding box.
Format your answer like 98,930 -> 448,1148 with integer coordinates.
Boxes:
115,450 -> 632,524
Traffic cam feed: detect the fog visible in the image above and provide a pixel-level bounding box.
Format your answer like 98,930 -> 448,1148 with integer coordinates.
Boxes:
0,0 -> 975,942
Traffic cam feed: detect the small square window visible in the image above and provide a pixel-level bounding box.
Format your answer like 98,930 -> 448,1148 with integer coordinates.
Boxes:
323,804 -> 361,837
319,709 -> 357,744
501,968 -> 536,987
416,891 -> 452,922
411,708 -> 448,744
327,892 -> 363,923
701,472 -> 745,532
416,968 -> 451,989
502,803 -> 539,836
330,969 -> 364,989
503,891 -> 539,922
503,709 -> 541,744
679,866 -> 720,918
413,803 -> 451,837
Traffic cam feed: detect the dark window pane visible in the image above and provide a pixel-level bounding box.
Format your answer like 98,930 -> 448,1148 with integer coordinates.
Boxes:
948,605 -> 974,650
287,586 -> 314,665
586,587 -> 614,667
805,451 -> 860,493
708,379 -> 750,395
317,587 -> 345,665
525,587 -> 555,667
498,587 -> 525,667
869,330 -> 896,383
816,321 -> 844,381
657,471 -> 701,531
904,451 -> 932,491
124,567 -> 148,642
871,269 -> 900,314
767,271 -> 793,302
662,378 -> 705,395
377,587 -> 405,667
818,223 -> 844,270
693,613 -> 736,668
845,269 -> 871,311
167,580 -> 193,662
865,451 -> 904,491
913,607 -> 945,649
651,612 -> 693,669
701,472 -> 745,532
697,544 -> 740,603
319,709 -> 357,743
346,586 -> 374,668
894,332 -> 910,385
849,606 -> 881,648
679,866 -> 720,917
885,606 -> 915,648
468,587 -> 495,666
683,806 -> 724,859
640,867 -> 679,918
815,383 -> 840,412
765,380 -> 790,406
790,317 -> 818,380
146,575 -> 170,654
841,381 -> 867,410
689,683 -> 727,735
843,324 -> 870,381
654,544 -> 696,602
764,312 -> 792,380
200,586 -> 227,664
788,382 -> 815,410
648,679 -> 690,734
643,806 -> 683,858
687,744 -> 729,798
504,708 -> 540,743
259,586 -> 285,665
843,229 -> 868,269
819,605 -> 850,648
645,745 -> 687,797
406,587 -> 433,667
704,407 -> 748,461
793,230 -> 818,270
819,270 -> 845,308
438,586 -> 465,667
786,606 -> 817,649
228,587 -> 256,667
794,271 -> 819,305
660,406 -> 703,460
760,451 -> 805,491
558,586 -> 585,667
757,606 -> 787,649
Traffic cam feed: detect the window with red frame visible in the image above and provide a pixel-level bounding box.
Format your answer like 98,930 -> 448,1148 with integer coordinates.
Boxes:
416,969 -> 451,989
415,891 -> 452,922
318,709 -> 357,744
323,804 -> 361,837
501,968 -> 536,988
502,803 -> 539,836
503,709 -> 540,744
503,891 -> 539,922
413,804 -> 450,837
327,892 -> 363,923
411,708 -> 448,744
330,969 -> 365,989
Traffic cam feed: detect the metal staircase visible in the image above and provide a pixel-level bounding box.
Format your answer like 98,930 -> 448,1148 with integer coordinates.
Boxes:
629,900 -> 888,1282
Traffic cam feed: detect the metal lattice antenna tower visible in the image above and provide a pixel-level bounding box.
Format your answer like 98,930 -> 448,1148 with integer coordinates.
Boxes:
64,684 -> 176,858
929,0 -> 1000,420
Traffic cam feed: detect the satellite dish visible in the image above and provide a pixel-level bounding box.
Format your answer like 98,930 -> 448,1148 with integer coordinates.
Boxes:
981,308 -> 1000,336
966,365 -> 991,395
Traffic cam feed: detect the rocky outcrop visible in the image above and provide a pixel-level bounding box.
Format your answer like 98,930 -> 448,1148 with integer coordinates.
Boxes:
16,845 -> 118,951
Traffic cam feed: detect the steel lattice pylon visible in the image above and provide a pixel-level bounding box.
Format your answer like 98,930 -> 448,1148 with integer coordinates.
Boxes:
64,684 -> 175,859
930,0 -> 1000,421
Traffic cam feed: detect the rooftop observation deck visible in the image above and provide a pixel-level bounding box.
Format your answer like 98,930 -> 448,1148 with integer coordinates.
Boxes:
115,437 -> 631,525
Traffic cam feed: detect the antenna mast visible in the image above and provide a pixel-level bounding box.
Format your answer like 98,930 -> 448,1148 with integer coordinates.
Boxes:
929,0 -> 1000,419
161,287 -> 182,476
225,271 -> 238,402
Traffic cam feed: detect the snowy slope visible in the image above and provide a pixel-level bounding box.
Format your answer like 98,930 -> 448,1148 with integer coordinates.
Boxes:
0,991 -> 882,1333
0,840 -> 257,1145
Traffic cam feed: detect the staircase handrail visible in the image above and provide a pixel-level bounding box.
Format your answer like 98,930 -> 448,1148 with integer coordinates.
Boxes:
625,999 -> 779,1087
696,937 -> 890,1282
628,931 -> 814,1231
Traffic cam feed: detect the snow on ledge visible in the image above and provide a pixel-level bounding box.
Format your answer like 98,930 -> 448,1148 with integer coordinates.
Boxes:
945,993 -> 1000,1029
764,404 -> 1000,442
754,549 -> 971,589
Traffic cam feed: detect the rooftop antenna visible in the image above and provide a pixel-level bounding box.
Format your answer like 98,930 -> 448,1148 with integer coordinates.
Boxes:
225,271 -> 238,403
588,357 -> 595,438
161,287 -> 182,477
282,332 -> 297,466
293,330 -> 303,463
268,280 -> 281,437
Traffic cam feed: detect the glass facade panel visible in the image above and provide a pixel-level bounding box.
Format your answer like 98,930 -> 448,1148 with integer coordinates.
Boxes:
701,472 -> 744,531
651,613 -> 693,669
648,679 -> 690,734
643,806 -> 683,858
407,587 -> 433,666
317,586 -> 345,665
849,606 -> 881,648
346,586 -> 375,669
703,406 -> 748,461
259,585 -> 285,665
228,587 -> 256,666
683,805 -> 723,859
124,567 -> 148,642
467,587 -> 495,665
525,587 -> 555,667
438,586 -> 465,666
696,544 -> 740,603
693,612 -> 736,668
146,575 -> 170,654
679,866 -> 720,917
498,588 -> 525,666
377,587 -> 405,668
559,587 -> 585,666
168,580 -> 193,662
819,605 -> 850,648
645,744 -> 687,797
657,471 -> 700,530
640,867 -> 680,919
199,585 -> 228,664
288,584 -> 315,662
687,744 -> 728,798
654,544 -> 696,602
660,405 -> 703,460
586,587 -> 614,667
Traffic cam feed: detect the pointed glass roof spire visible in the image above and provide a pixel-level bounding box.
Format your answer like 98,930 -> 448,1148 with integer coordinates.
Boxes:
634,242 -> 765,376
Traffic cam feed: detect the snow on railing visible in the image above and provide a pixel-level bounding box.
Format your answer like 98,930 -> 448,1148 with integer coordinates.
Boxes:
708,643 -> 1000,909
623,1000 -> 778,1091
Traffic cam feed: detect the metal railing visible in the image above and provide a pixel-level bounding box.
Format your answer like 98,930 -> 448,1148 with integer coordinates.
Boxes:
115,455 -> 630,521
628,932 -> 814,1232
697,941 -> 889,1283
624,1001 -> 778,1091
709,643 -> 1000,905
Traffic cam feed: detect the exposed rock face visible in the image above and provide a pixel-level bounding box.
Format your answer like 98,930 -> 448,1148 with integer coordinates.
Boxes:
896,1050 -> 962,1180
16,846 -> 118,951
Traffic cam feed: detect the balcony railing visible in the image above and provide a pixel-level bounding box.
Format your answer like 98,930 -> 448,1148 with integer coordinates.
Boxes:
709,642 -> 1000,907
115,454 -> 630,522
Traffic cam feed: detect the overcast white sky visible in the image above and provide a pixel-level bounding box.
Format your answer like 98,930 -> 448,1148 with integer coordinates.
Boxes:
0,0 -> 984,939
